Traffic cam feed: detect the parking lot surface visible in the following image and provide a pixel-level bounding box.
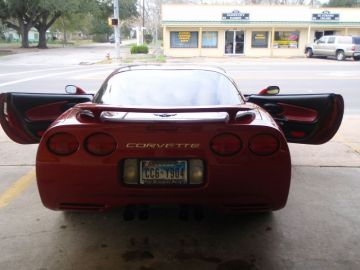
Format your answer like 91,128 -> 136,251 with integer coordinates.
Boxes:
1,115 -> 359,270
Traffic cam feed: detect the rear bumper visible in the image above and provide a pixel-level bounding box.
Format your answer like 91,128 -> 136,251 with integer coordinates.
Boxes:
36,153 -> 291,212
344,51 -> 360,57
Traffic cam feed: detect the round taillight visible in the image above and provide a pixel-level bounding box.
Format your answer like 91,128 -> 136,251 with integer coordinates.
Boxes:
249,134 -> 280,156
47,133 -> 79,156
85,133 -> 117,156
210,133 -> 242,156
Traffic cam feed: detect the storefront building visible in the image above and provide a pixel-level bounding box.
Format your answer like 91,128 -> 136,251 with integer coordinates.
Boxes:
161,5 -> 360,57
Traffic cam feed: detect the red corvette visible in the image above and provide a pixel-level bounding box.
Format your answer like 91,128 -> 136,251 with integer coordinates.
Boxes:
0,66 -> 344,216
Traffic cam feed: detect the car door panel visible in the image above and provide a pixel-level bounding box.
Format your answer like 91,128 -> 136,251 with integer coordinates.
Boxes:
248,94 -> 344,144
314,37 -> 328,55
0,92 -> 93,144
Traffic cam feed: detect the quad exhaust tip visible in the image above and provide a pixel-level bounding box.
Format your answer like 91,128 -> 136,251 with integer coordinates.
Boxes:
179,205 -> 205,221
122,204 -> 205,221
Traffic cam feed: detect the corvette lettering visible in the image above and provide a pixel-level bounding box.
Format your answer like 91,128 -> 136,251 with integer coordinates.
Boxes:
126,143 -> 200,149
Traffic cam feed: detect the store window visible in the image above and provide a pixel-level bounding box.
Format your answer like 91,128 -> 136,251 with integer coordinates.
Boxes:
170,31 -> 198,48
202,31 -> 218,48
273,31 -> 299,49
314,30 -> 335,41
251,31 -> 269,48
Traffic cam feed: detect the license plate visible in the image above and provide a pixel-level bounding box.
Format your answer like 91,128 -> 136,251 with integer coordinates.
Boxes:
140,160 -> 187,185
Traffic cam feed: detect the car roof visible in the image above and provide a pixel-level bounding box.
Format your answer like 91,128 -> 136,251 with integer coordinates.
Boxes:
114,65 -> 227,75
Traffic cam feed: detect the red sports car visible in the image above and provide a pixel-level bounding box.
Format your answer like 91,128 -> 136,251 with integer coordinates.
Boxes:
0,66 -> 344,217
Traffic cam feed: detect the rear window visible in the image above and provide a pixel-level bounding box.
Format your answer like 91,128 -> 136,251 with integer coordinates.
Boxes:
94,69 -> 243,107
352,37 -> 360,45
337,36 -> 352,44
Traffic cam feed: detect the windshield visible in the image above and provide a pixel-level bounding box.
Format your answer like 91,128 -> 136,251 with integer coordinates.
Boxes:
352,37 -> 360,45
94,69 -> 243,107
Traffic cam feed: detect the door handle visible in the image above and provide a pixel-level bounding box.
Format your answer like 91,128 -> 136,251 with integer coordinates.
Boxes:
263,103 -> 283,115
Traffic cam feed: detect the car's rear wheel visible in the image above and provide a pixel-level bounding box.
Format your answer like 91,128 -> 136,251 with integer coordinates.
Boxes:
336,50 -> 345,61
354,56 -> 360,61
305,48 -> 313,58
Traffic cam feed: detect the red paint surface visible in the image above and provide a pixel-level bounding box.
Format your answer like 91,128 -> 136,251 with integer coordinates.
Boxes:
278,102 -> 318,123
25,101 -> 68,121
36,105 -> 291,212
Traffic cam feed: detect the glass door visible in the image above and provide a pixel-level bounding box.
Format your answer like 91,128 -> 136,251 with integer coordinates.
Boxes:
225,30 -> 244,55
225,30 -> 234,54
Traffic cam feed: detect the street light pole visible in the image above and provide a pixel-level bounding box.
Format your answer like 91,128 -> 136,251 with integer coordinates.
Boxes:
113,0 -> 121,59
142,0 -> 145,44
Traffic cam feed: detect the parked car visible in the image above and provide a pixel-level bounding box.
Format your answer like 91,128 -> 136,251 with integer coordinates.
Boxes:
0,66 -> 344,216
109,34 -> 121,44
109,34 -> 115,43
305,35 -> 360,61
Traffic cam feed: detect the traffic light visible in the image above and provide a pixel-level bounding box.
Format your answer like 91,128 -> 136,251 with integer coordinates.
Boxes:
108,18 -> 118,26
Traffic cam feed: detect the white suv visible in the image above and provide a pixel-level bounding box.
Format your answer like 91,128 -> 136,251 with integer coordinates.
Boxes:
305,35 -> 360,61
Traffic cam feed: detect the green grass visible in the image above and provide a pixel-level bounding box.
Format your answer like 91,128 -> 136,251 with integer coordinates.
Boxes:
0,50 -> 13,56
121,54 -> 167,64
156,54 -> 166,62
0,42 -> 21,48
0,39 -> 97,48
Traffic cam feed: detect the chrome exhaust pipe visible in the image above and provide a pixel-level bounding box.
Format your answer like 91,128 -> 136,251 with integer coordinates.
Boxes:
193,205 -> 204,221
138,204 -> 149,220
179,205 -> 189,221
123,205 -> 136,221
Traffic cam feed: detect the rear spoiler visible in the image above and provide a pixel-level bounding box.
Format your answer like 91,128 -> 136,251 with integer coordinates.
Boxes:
75,103 -> 259,124
100,111 -> 230,123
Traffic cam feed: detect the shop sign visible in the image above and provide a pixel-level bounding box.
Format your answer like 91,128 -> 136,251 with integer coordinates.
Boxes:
252,32 -> 268,48
222,10 -> 249,20
178,32 -> 191,43
312,11 -> 339,21
170,31 -> 198,48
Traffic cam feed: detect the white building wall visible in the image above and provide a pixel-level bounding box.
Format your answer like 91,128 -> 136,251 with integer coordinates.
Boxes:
162,5 -> 360,58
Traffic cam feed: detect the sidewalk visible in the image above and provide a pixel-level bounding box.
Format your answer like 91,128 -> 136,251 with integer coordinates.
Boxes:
0,43 -> 119,65
1,42 -> 353,66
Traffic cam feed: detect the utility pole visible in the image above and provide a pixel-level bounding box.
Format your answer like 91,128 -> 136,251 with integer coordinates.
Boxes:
142,0 -> 145,28
113,0 -> 121,59
142,0 -> 145,44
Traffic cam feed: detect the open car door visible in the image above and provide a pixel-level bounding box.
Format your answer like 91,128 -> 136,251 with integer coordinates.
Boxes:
0,92 -> 93,144
248,93 -> 344,144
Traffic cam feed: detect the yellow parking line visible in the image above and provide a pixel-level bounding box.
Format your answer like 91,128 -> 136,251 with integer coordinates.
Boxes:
0,169 -> 36,208
336,136 -> 360,155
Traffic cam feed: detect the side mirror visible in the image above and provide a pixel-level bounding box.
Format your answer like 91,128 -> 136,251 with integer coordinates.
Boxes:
65,85 -> 86,95
258,86 -> 280,95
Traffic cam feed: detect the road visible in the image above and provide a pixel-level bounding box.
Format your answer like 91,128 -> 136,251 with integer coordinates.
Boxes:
1,53 -> 360,114
0,46 -> 360,270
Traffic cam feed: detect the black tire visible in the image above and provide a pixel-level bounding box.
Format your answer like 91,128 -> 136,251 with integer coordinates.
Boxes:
305,48 -> 313,58
336,50 -> 345,61
354,56 -> 360,61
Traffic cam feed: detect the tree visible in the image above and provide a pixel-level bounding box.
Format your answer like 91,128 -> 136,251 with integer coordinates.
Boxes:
0,0 -> 100,48
88,0 -> 139,40
33,0 -> 98,48
324,0 -> 359,7
51,13 -> 92,44
119,0 -> 139,20
0,0 -> 138,48
140,0 -> 162,42
0,0 -> 44,48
